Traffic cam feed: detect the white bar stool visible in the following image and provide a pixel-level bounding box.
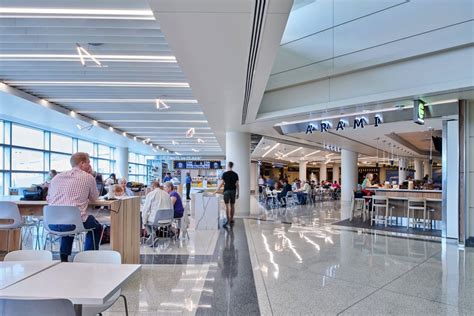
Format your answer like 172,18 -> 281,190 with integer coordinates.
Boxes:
371,196 -> 389,227
351,197 -> 367,221
407,198 -> 427,230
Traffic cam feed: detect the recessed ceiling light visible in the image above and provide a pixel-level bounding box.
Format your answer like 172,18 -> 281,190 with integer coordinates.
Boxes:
6,81 -> 190,88
304,150 -> 320,157
172,140 -> 180,145
283,147 -> 303,157
108,126 -> 114,132
262,143 -> 279,158
48,98 -> 196,103
0,8 -> 155,20
191,148 -> 200,152
197,138 -> 205,143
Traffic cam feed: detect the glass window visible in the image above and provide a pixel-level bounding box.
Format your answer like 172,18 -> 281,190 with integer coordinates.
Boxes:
128,152 -> 137,163
78,140 -> 94,156
98,160 -> 110,174
51,133 -> 73,153
50,153 -> 71,172
98,145 -> 110,159
0,121 -> 3,144
12,124 -> 44,149
0,146 -> 3,169
128,163 -> 137,174
138,154 -> 146,164
11,172 -> 44,187
0,172 -> 3,195
12,148 -> 44,171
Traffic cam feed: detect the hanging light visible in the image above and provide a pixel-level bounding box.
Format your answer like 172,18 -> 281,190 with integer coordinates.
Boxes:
155,98 -> 170,110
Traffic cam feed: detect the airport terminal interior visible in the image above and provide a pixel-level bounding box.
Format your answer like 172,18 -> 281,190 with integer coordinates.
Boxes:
0,0 -> 473,315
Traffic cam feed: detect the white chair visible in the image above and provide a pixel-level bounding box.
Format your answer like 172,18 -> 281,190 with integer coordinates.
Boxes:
43,206 -> 97,252
73,251 -> 128,316
0,202 -> 24,253
145,209 -> 174,249
371,196 -> 389,227
4,250 -> 53,262
407,198 -> 427,230
0,298 -> 75,316
351,197 -> 367,221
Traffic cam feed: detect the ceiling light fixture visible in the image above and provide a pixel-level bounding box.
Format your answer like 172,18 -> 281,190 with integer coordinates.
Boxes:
48,98 -> 196,103
282,147 -> 303,157
186,128 -> 195,138
261,145 -> 270,150
304,150 -> 321,157
175,152 -> 182,156
152,148 -> 158,153
172,140 -> 180,145
108,126 -> 114,132
0,8 -> 153,16
262,143 -> 280,158
191,149 -> 200,152
5,81 -> 190,88
156,99 -> 170,110
76,123 -> 93,131
197,138 -> 205,143
76,44 -> 102,67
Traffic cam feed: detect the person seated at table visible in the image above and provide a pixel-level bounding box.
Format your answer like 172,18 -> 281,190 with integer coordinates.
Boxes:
41,169 -> 57,188
104,173 -> 117,186
296,181 -> 311,204
361,173 -> 378,189
47,152 -> 101,262
110,184 -> 126,198
277,179 -> 292,207
141,180 -> 173,240
274,180 -> 282,191
163,181 -> 185,237
332,181 -> 341,190
266,177 -> 275,190
119,178 -> 134,196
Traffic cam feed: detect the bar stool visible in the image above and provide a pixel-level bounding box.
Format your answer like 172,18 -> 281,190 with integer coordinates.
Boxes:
407,198 -> 427,230
371,196 -> 389,227
0,202 -> 24,253
351,197 -> 367,221
425,198 -> 441,230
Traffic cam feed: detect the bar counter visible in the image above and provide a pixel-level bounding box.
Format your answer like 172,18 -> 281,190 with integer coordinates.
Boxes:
374,188 -> 442,220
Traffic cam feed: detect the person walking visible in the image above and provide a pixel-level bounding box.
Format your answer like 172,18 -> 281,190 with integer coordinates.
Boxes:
216,161 -> 239,226
185,172 -> 192,200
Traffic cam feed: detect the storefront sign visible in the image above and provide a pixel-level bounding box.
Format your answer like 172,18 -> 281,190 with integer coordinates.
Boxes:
413,99 -> 425,125
305,114 -> 383,134
173,160 -> 222,169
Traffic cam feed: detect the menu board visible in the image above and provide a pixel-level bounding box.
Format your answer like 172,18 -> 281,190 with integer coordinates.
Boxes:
174,160 -> 222,169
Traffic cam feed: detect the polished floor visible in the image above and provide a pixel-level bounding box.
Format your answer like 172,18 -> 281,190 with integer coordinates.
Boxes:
21,197 -> 474,315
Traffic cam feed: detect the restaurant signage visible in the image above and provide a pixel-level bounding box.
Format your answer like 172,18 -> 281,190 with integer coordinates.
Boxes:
305,114 -> 383,134
413,99 -> 425,125
173,160 -> 222,169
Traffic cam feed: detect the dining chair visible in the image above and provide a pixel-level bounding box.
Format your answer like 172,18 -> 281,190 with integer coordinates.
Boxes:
73,250 -> 129,316
0,202 -> 24,253
0,298 -> 75,316
43,205 -> 97,252
4,249 -> 53,262
145,209 -> 174,249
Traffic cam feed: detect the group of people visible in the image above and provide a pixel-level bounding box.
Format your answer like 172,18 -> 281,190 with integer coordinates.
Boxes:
260,175 -> 342,207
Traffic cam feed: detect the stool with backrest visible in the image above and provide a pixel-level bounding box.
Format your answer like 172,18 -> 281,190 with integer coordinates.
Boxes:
0,202 -> 24,253
351,197 -> 367,221
371,196 -> 389,227
145,209 -> 174,249
73,250 -> 129,316
425,198 -> 442,230
407,198 -> 427,230
4,249 -> 53,261
0,298 -> 75,316
43,205 -> 97,252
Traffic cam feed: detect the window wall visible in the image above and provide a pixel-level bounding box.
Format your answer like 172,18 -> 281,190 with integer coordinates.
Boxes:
128,152 -> 148,184
0,120 -> 116,195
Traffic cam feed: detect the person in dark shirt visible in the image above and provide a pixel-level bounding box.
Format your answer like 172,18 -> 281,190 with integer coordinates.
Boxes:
277,180 -> 292,207
216,161 -> 239,226
185,172 -> 192,200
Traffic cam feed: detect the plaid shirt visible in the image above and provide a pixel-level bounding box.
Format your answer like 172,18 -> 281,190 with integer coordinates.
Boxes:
47,167 -> 99,221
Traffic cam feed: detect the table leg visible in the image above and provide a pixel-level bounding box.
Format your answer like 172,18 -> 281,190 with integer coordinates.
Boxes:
74,304 -> 82,316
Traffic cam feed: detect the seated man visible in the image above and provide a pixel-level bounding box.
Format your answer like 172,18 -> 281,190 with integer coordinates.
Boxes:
277,180 -> 292,207
141,180 -> 173,239
296,181 -> 311,204
47,152 -> 101,262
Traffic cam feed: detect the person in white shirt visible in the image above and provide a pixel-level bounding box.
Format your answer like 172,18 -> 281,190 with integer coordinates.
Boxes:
141,181 -> 173,234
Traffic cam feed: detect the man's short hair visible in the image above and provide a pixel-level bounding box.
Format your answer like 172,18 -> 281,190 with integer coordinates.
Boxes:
70,152 -> 90,167
151,180 -> 160,188
228,161 -> 234,168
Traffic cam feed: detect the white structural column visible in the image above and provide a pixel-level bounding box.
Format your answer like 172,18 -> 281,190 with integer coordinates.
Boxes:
423,160 -> 432,178
115,147 -> 129,179
398,158 -> 408,184
341,149 -> 358,219
299,161 -> 307,181
319,163 -> 327,182
414,159 -> 424,180
332,164 -> 340,183
225,132 -> 250,215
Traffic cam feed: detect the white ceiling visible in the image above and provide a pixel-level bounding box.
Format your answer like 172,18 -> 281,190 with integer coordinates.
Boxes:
0,0 -> 222,155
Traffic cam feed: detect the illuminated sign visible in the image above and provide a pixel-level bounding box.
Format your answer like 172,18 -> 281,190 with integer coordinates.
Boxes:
173,161 -> 222,169
305,114 -> 383,134
413,99 -> 425,125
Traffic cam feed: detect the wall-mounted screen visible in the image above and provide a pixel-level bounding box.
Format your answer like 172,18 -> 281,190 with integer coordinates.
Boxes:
173,160 -> 222,169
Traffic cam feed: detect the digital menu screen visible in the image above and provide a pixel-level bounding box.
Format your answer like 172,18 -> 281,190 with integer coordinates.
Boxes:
174,161 -> 222,169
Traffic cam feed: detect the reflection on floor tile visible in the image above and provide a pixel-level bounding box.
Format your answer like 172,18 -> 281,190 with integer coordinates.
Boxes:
103,264 -> 210,315
140,230 -> 219,256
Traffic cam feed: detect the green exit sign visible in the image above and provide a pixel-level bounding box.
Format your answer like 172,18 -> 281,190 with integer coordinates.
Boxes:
413,99 -> 425,125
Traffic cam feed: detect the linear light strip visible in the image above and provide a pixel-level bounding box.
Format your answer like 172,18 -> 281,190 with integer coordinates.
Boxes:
282,147 -> 303,157
304,150 -> 321,157
77,111 -> 204,115
48,99 -> 198,103
262,143 -> 280,158
0,8 -> 153,16
0,14 -> 155,20
78,46 -> 102,66
6,81 -> 189,88
98,120 -> 208,123
0,54 -> 176,60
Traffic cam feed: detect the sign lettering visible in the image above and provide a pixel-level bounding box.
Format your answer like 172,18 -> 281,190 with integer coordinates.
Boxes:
413,99 -> 426,125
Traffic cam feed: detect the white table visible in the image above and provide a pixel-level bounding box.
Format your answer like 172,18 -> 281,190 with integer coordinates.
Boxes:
193,192 -> 221,230
0,262 -> 141,315
0,261 -> 59,290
